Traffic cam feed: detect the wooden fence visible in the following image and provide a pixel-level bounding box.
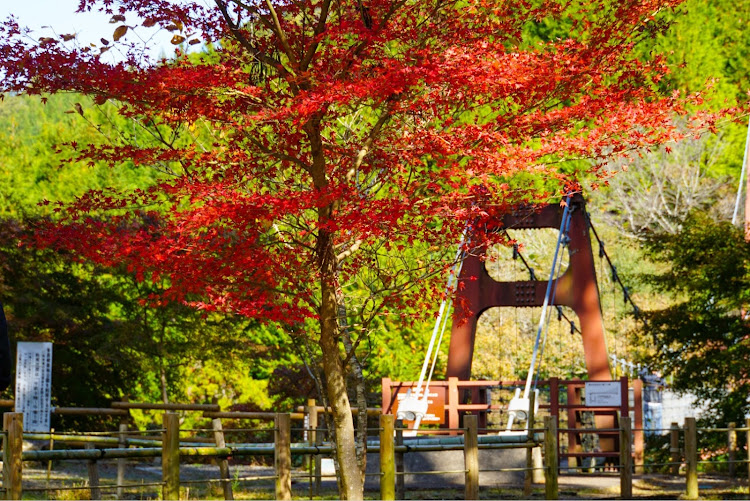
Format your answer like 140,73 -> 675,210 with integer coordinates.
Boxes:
382,376 -> 645,468
1,405 -> 750,500
1,411 -> 543,500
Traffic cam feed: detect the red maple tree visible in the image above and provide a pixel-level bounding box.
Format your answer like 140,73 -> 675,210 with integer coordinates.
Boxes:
0,0 -> 711,497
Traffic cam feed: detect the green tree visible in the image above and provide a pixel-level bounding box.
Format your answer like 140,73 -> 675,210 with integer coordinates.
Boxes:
643,213 -> 750,425
0,217 -> 141,428
0,94 -> 161,216
634,0 -> 750,177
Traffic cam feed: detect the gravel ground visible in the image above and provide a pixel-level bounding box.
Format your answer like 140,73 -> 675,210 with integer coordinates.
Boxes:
22,459 -> 278,499
17,460 -> 750,500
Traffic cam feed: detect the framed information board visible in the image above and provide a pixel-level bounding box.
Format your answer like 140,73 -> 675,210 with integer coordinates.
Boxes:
15,342 -> 53,432
585,381 -> 622,407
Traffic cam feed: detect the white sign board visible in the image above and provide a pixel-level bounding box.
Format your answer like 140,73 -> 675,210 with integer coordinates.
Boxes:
585,381 -> 622,407
15,342 -> 53,432
395,388 -> 444,423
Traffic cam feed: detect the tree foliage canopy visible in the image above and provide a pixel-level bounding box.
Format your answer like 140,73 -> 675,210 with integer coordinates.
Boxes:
0,0 -> 705,324
644,213 -> 750,423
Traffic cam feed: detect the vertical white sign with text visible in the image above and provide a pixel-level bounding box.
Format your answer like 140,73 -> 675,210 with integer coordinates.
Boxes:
15,342 -> 53,432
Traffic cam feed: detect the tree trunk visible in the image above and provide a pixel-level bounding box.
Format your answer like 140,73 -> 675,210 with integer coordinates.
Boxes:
319,278 -> 364,499
307,113 -> 363,499
159,364 -> 169,405
341,327 -> 368,478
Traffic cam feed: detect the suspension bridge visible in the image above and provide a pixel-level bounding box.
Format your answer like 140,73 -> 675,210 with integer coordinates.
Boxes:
383,193 -> 648,468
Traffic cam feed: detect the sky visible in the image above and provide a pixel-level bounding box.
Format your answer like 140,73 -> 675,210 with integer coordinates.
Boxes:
0,0 -> 178,60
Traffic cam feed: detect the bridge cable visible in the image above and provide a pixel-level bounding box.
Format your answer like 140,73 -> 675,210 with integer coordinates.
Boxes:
503,195 -> 574,432
732,115 -> 750,225
586,214 -> 647,328
532,199 -> 574,393
397,226 -> 469,434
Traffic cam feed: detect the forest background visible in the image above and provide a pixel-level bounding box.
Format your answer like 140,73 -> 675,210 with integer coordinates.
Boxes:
0,0 -> 748,431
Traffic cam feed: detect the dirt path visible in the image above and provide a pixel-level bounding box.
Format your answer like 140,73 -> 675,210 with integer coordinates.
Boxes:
18,460 -> 750,500
23,459 -> 277,499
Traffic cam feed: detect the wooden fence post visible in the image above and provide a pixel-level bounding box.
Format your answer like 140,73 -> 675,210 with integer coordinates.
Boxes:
464,414 -> 479,500
619,416 -> 632,500
544,415 -> 558,500
448,377 -> 460,435
380,414 -> 395,501
566,383 -> 580,472
307,399 -> 321,497
275,413 -> 292,501
670,422 -> 680,475
85,443 -> 101,500
315,406 -> 323,496
633,378 -> 644,473
728,422 -> 737,477
395,419 -> 405,499
524,391 -> 536,497
46,427 -> 54,495
685,417 -> 698,500
117,422 -> 127,500
3,412 -> 23,500
162,412 -> 180,500
213,417 -> 234,500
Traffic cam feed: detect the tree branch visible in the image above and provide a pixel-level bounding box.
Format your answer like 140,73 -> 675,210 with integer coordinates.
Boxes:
263,0 -> 299,69
244,133 -> 312,172
215,0 -> 300,94
299,0 -> 332,71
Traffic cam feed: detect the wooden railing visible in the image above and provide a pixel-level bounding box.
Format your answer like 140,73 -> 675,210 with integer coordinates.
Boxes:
1,411 -> 541,501
1,403 -> 749,500
382,376 -> 644,469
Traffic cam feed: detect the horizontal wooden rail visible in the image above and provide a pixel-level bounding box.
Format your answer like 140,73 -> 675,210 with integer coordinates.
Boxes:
204,411 -> 306,420
22,433 -> 221,448
0,403 -> 129,416
559,404 -> 631,411
53,407 -> 129,416
294,406 -> 382,416
455,404 -> 498,411
386,380 -> 527,387
24,433 -> 161,447
562,452 -> 620,458
24,447 -> 165,461
23,440 -> 540,463
111,402 -> 220,412
21,430 -> 540,463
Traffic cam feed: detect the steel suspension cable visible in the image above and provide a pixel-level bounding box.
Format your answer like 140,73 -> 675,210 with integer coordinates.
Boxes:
533,200 -> 574,391
400,227 -> 469,433
507,235 -> 581,336
586,214 -> 647,327
523,195 -> 573,400
413,233 -> 467,395
732,115 -> 750,225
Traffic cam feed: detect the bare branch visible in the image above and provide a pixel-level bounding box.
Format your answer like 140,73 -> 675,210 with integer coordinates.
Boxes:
336,239 -> 363,262
215,0 -> 300,94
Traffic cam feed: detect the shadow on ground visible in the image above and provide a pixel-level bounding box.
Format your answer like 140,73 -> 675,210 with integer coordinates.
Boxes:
19,460 -> 750,499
